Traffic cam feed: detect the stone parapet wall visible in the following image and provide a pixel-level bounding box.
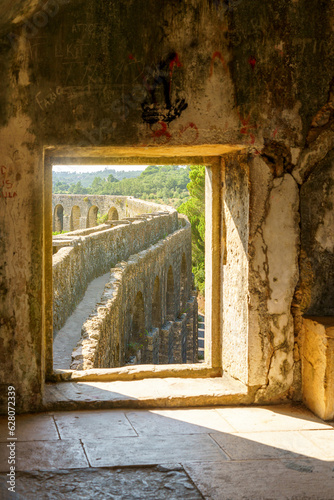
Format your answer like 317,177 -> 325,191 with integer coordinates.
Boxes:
70,223 -> 197,369
52,198 -> 179,332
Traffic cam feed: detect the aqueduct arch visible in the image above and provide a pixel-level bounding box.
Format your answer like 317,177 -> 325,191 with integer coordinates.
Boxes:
166,266 -> 175,321
180,253 -> 187,313
108,207 -> 119,220
52,195 -> 151,231
87,205 -> 98,228
53,204 -> 64,232
152,276 -> 161,329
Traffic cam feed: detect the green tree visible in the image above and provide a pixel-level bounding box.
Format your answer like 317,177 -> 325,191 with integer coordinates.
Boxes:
53,181 -> 70,193
107,173 -> 118,183
70,181 -> 88,194
178,165 -> 205,295
91,176 -> 103,192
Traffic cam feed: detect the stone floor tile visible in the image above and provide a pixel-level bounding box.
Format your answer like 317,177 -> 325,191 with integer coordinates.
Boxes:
53,410 -> 137,440
0,441 -> 89,472
0,466 -> 204,500
184,458 -> 334,500
215,404 -> 332,432
83,434 -> 229,467
299,429 -> 334,459
210,430 -> 330,460
125,408 -> 236,435
0,413 -> 59,442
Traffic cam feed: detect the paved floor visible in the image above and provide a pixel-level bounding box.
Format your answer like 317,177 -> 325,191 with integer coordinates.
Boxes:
0,404 -> 333,499
53,272 -> 111,370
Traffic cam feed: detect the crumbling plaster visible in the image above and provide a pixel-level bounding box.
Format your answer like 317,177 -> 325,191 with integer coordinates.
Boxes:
249,168 -> 300,401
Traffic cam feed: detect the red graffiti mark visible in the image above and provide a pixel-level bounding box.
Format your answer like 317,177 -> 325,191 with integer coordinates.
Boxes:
151,121 -> 172,143
248,56 -> 256,70
1,179 -> 13,189
143,121 -> 199,146
0,191 -> 17,198
210,51 -> 228,76
178,122 -> 199,143
236,109 -> 258,145
169,53 -> 182,77
273,128 -> 278,138
0,165 -> 18,199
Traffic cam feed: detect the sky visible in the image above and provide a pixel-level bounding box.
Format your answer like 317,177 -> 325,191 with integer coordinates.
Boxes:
52,164 -> 148,173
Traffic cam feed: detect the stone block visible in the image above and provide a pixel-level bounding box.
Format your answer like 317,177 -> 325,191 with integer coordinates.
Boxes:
302,317 -> 334,420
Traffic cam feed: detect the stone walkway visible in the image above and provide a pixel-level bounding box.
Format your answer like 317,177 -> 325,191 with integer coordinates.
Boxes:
0,404 -> 333,498
53,272 -> 111,370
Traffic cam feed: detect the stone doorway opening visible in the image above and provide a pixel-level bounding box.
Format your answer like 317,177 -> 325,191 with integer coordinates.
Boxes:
49,160 -> 207,376
44,147 -> 246,386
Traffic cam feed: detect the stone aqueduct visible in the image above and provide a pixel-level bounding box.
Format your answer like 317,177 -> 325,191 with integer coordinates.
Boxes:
52,194 -> 198,369
52,194 -> 129,232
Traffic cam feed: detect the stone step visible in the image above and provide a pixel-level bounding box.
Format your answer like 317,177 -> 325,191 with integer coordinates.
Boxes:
43,375 -> 249,411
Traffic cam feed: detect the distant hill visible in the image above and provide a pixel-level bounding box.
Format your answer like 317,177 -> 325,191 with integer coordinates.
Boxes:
52,168 -> 142,188
52,165 -> 191,209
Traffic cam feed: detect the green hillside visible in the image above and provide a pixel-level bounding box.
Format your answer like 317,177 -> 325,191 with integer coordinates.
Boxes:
53,165 -> 190,208
52,168 -> 142,190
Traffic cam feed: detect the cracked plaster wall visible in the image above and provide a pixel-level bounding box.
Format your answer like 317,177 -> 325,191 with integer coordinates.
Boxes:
248,161 -> 300,401
222,154 -> 300,400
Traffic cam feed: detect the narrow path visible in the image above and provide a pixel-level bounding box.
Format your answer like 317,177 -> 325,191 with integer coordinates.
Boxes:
53,272 -> 111,370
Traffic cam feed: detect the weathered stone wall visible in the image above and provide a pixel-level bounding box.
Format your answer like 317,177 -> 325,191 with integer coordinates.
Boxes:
70,222 -> 196,369
222,156 -> 249,386
301,317 -> 334,421
2,0 -> 334,412
299,151 -> 334,316
53,200 -> 179,332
